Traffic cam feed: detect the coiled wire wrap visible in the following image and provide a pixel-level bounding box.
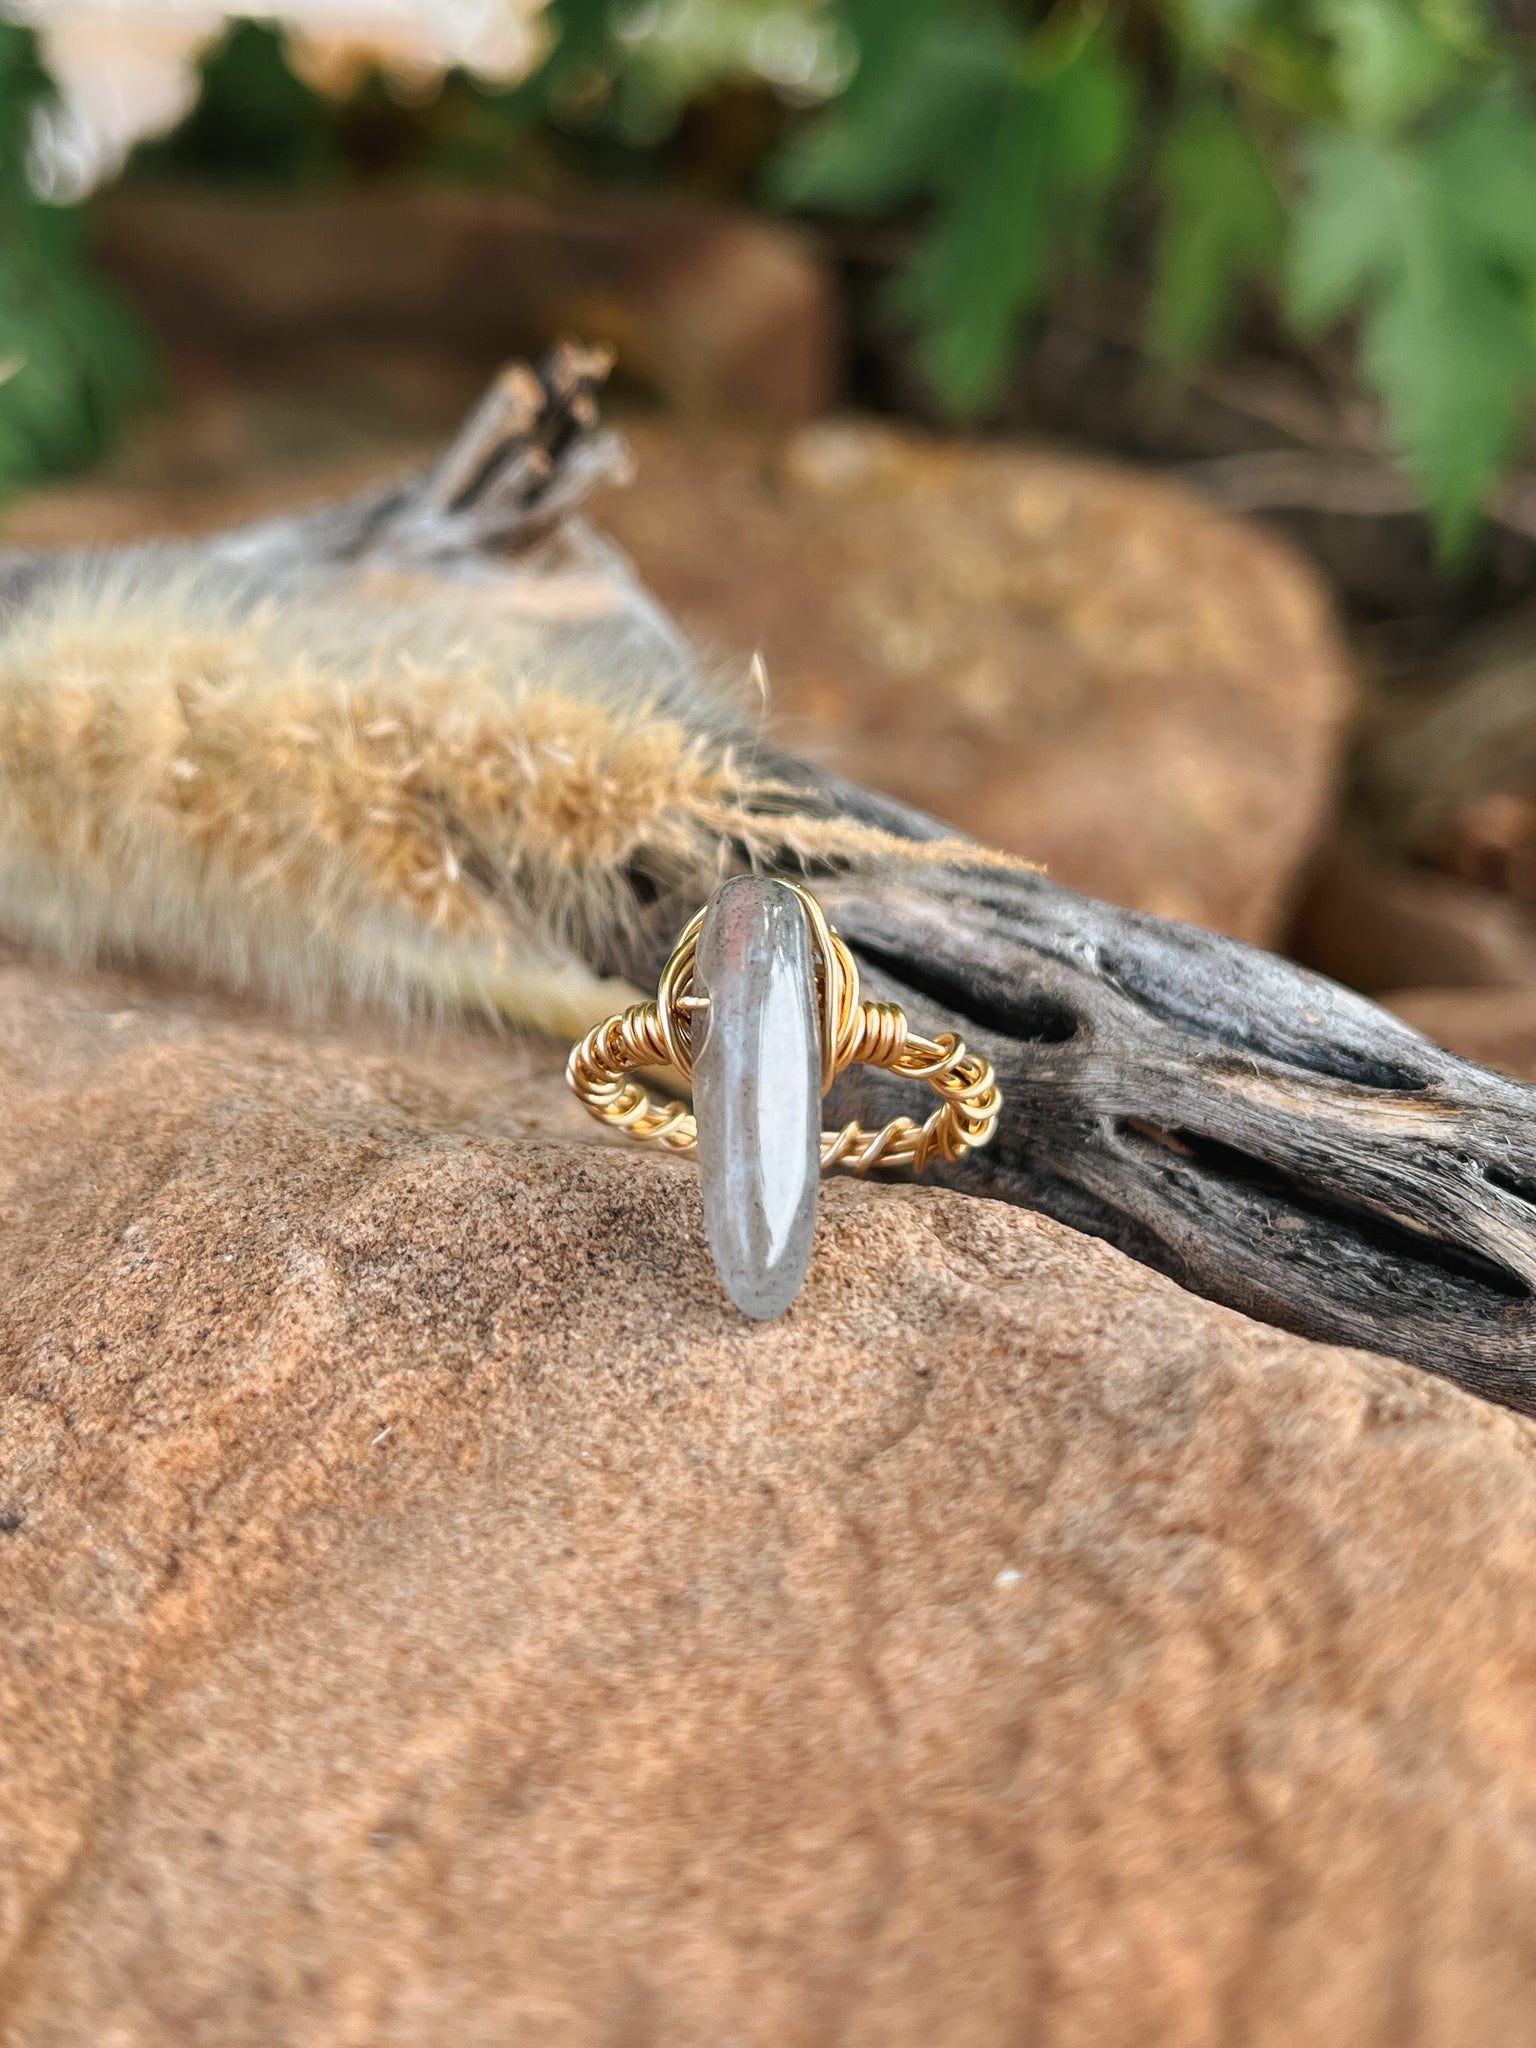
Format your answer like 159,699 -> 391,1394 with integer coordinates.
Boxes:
565,884 -> 1002,1175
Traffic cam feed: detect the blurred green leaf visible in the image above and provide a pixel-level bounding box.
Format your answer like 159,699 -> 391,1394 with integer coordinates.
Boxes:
897,33 -> 1132,412
1151,97 -> 1284,360
1179,0 -> 1268,54
1288,85 -> 1536,550
771,1 -> 1013,213
779,9 -> 1131,413
1286,128 -> 1404,329
0,22 -> 158,499
1319,0 -> 1455,132
1431,84 -> 1536,270
1363,254 -> 1533,553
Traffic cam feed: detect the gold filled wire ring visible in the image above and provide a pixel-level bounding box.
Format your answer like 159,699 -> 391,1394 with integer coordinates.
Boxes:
565,882 -> 1002,1176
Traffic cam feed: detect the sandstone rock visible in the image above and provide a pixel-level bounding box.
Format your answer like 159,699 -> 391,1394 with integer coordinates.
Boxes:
1383,984 -> 1536,1083
1288,835 -> 1536,994
3,948 -> 1536,2045
597,417 -> 1351,944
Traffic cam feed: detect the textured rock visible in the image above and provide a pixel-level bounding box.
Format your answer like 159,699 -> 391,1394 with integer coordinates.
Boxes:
597,417 -> 1351,944
3,948 -> 1536,2045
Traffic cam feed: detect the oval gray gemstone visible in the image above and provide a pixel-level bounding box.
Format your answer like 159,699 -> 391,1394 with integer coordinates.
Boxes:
693,876 -> 822,1319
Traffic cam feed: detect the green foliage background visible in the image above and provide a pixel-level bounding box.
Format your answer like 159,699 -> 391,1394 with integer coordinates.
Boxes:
3,1 -> 1536,552
773,0 -> 1536,553
0,23 -> 158,496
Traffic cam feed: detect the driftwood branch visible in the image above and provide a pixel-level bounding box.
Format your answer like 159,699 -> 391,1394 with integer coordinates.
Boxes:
6,352 -> 1536,1410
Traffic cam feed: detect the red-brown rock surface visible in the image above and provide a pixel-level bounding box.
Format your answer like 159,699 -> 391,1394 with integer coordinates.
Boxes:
3,949 -> 1535,2046
598,417 -> 1351,944
100,189 -> 838,423
1289,836 -> 1536,995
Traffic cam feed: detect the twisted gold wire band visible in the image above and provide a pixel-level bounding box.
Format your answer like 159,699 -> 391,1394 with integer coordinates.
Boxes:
565,884 -> 1001,1175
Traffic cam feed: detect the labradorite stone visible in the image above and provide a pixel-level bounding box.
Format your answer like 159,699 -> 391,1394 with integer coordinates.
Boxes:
694,877 -> 822,1319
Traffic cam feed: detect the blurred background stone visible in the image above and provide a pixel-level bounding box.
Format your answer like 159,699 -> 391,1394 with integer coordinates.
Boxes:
1287,835 -> 1536,996
598,418 -> 1349,944
4,949 -> 1536,2046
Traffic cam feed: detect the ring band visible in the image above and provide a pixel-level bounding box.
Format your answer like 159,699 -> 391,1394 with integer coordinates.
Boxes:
565,882 -> 1001,1175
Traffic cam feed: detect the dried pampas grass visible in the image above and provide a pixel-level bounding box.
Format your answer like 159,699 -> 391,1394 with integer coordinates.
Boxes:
0,555 -> 989,1040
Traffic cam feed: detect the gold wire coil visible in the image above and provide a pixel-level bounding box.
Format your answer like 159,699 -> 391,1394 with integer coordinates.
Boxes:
565,884 -> 1002,1175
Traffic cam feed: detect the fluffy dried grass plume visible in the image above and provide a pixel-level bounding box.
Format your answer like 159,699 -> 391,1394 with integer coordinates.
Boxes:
0,557 -> 987,1039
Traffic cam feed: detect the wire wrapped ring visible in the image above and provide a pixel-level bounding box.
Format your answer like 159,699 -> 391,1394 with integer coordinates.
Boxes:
565,883 -> 1001,1175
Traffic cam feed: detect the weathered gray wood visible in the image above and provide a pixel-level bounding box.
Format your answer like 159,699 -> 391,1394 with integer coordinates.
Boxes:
0,340 -> 628,610
7,350 -> 1534,1405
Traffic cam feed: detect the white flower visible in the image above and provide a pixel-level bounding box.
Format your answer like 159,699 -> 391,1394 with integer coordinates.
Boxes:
2,0 -> 551,199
